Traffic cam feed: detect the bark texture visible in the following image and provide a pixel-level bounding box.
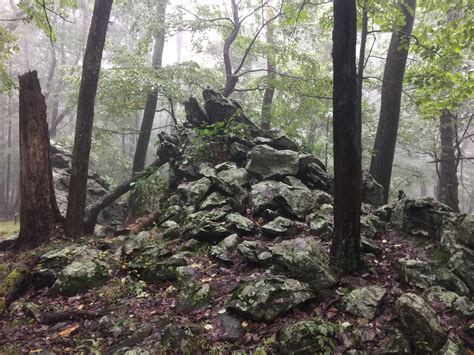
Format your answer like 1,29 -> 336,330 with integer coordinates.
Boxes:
15,71 -> 59,249
261,4 -> 276,130
65,0 -> 113,238
369,0 -> 416,203
437,110 -> 459,212
330,0 -> 362,274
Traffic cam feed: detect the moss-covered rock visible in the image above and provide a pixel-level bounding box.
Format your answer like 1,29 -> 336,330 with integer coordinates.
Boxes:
227,275 -> 315,321
262,216 -> 300,237
182,209 -> 231,242
277,317 -> 339,354
449,249 -> 474,292
246,144 -> 299,180
237,240 -> 272,265
52,259 -> 110,296
177,177 -> 212,206
225,213 -> 255,233
210,234 -> 240,263
395,293 -> 447,353
175,266 -> 212,314
269,238 -> 337,292
342,285 -> 386,320
457,214 -> 474,248
396,258 -> 469,295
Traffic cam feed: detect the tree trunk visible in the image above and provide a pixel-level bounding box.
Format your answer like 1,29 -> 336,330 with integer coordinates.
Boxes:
369,0 -> 416,203
261,4 -> 276,130
5,94 -> 12,215
437,110 -> 459,212
128,0 -> 168,218
15,71 -> 59,249
84,157 -> 163,234
330,0 -> 362,275
65,0 -> 113,239
356,0 -> 368,129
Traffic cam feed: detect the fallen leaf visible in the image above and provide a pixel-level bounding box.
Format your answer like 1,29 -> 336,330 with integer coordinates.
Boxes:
57,323 -> 80,337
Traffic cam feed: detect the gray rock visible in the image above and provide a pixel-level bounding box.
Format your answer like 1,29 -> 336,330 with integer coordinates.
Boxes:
297,154 -> 331,192
277,317 -> 339,354
269,134 -> 299,151
395,293 -> 447,353
210,234 -> 240,262
229,142 -> 250,164
375,329 -> 411,354
361,236 -> 381,255
0,233 -> 18,251
215,161 -> 237,172
199,192 -> 228,210
227,275 -> 315,321
342,285 -> 386,320
362,171 -> 384,207
52,259 -> 110,296
225,213 -> 255,233
237,240 -> 272,265
127,248 -> 190,283
422,286 -> 462,309
122,231 -> 154,256
251,180 -> 316,219
261,217 -> 299,237
457,214 -> 474,248
175,266 -> 211,314
177,177 -> 212,206
182,210 -> 231,242
307,212 -> 333,238
217,167 -> 250,187
390,197 -> 450,239
449,249 -> 474,292
198,163 -> 216,178
216,313 -> 244,341
246,145 -> 299,179
396,258 -> 470,295
269,237 -> 337,291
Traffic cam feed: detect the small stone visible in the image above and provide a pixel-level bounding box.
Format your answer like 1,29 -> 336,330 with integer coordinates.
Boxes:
210,234 -> 240,263
237,240 -> 272,265
216,313 -> 244,341
225,213 -> 255,233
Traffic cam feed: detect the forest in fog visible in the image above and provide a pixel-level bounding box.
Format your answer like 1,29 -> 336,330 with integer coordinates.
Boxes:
0,0 -> 473,353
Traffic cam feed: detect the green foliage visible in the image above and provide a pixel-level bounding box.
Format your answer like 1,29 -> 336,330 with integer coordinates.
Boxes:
184,118 -> 251,164
132,165 -> 168,213
0,27 -> 18,92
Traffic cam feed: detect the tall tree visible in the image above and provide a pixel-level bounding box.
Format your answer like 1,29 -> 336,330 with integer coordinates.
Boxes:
65,0 -> 113,238
261,3 -> 276,130
330,0 -> 362,274
128,0 -> 168,218
15,71 -> 59,249
437,110 -> 459,211
369,0 -> 416,203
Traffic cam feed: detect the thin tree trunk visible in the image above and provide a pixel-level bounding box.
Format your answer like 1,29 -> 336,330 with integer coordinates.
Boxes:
261,3 -> 276,130
15,71 -> 58,249
369,0 -> 416,203
5,94 -> 12,215
65,0 -> 113,239
128,0 -> 167,218
222,0 -> 241,98
84,157 -> 163,234
437,110 -> 459,211
356,0 -> 368,129
330,0 -> 362,275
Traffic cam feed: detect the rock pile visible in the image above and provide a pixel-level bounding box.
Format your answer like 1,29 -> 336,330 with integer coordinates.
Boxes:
16,90 -> 472,353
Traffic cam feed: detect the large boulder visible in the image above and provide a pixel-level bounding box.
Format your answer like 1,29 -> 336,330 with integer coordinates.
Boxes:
269,238 -> 337,291
251,180 -> 316,219
52,259 -> 110,296
277,317 -> 339,354
246,145 -> 299,179
390,197 -> 450,239
297,154 -> 332,192
395,293 -> 447,353
449,249 -> 474,292
227,275 -> 315,321
457,214 -> 474,248
342,285 -> 386,320
396,258 -> 470,296
216,167 -> 250,187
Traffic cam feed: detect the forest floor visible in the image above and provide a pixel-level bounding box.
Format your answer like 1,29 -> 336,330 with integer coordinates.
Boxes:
0,227 -> 471,354
0,221 -> 19,239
